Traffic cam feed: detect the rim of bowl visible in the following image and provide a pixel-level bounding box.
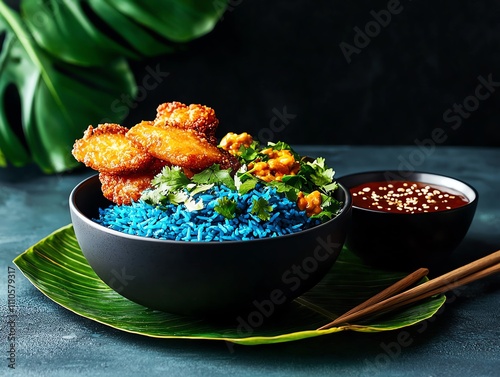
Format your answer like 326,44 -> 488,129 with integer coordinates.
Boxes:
69,174 -> 353,245
337,170 -> 478,215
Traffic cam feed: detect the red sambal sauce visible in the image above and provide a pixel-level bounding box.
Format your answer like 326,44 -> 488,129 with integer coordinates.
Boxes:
350,181 -> 469,213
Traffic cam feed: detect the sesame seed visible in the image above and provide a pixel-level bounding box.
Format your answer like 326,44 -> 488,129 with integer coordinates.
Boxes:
350,180 -> 469,213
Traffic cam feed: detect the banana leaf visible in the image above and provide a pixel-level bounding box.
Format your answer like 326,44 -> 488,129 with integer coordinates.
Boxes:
21,0 -> 228,66
0,2 -> 136,173
13,225 -> 446,345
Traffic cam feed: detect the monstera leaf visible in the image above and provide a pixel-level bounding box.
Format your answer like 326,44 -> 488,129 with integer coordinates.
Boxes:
21,0 -> 227,66
0,2 -> 136,172
0,0 -> 227,173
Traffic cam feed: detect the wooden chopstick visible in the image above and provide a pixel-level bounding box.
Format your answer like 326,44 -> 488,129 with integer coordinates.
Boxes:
316,268 -> 429,330
317,250 -> 500,330
390,263 -> 500,310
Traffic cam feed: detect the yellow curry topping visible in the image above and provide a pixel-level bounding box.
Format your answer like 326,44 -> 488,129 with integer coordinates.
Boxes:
297,190 -> 322,217
248,148 -> 300,182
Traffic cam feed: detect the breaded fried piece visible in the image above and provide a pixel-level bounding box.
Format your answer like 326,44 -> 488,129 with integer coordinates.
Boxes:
127,121 -> 239,172
99,172 -> 156,205
155,102 -> 218,144
72,123 -> 154,174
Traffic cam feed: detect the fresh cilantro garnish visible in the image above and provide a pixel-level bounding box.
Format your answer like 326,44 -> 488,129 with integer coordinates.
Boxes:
191,164 -> 236,191
238,179 -> 258,195
238,141 -> 260,162
322,181 -> 338,193
164,191 -> 204,211
141,166 -> 211,210
150,165 -> 190,191
309,193 -> 342,221
141,188 -> 167,206
251,197 -> 273,221
140,134 -> 341,224
281,174 -> 306,190
268,140 -> 291,151
188,183 -> 214,196
266,180 -> 299,202
303,157 -> 335,189
234,165 -> 259,195
214,197 -> 238,219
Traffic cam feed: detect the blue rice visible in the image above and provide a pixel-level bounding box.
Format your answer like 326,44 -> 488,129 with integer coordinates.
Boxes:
94,185 -> 320,241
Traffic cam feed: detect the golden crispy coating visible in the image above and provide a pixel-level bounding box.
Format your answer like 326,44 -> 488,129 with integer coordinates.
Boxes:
72,102 -> 241,205
99,172 -> 156,205
127,121 -> 239,172
72,124 -> 154,174
155,102 -> 218,144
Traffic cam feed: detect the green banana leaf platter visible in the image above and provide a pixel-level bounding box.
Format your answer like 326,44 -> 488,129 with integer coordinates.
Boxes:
13,224 -> 446,346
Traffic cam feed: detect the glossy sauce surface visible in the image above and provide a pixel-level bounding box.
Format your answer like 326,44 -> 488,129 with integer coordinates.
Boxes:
350,180 -> 469,213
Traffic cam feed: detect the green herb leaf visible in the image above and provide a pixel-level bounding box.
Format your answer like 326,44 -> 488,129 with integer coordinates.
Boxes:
305,157 -> 335,187
269,141 -> 292,151
322,181 -> 339,193
188,183 -> 214,196
251,197 -> 273,221
281,174 -> 306,190
237,142 -> 260,163
238,179 -> 258,195
266,181 -> 299,202
310,194 -> 343,221
166,191 -> 189,205
151,166 -> 190,191
214,197 -> 238,219
141,189 -> 167,206
141,166 -> 192,207
192,164 -> 236,190
183,197 -> 204,212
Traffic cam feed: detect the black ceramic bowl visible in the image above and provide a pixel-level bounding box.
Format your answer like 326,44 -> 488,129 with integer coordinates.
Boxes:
69,174 -> 352,317
337,171 -> 478,271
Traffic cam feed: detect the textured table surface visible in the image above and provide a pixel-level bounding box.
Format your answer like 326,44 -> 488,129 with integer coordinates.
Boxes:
1,146 -> 499,377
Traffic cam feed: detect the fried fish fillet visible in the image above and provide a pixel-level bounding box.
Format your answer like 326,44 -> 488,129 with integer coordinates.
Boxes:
127,121 -> 239,172
99,172 -> 156,205
72,123 -> 154,174
154,102 -> 218,144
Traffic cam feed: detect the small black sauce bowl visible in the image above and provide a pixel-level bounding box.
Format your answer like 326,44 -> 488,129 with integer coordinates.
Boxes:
337,171 -> 478,271
69,174 -> 352,317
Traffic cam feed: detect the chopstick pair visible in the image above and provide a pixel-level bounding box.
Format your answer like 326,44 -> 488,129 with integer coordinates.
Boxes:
317,249 -> 500,330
